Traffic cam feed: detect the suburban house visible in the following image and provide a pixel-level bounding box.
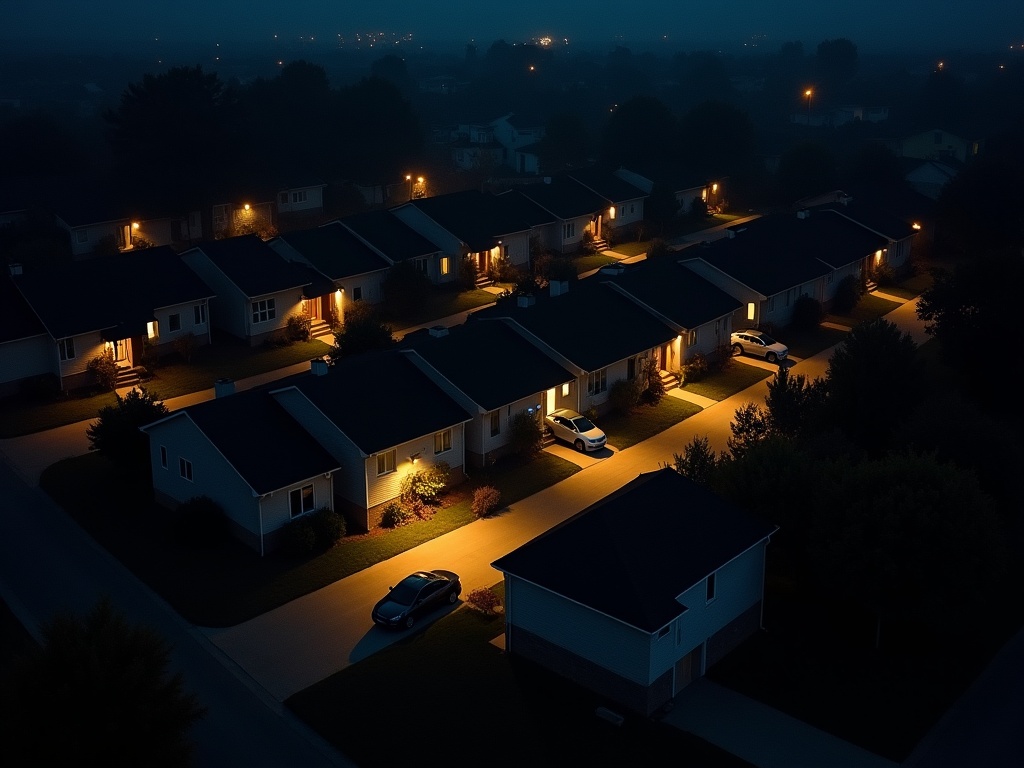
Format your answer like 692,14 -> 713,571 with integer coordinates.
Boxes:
471,278 -> 680,415
269,221 -> 393,336
680,209 -> 890,330
515,175 -> 615,253
614,165 -> 724,216
598,257 -> 743,370
805,193 -> 919,276
399,318 -> 576,466
566,165 -> 648,242
337,208 -> 446,285
275,179 -> 328,218
209,179 -> 326,238
8,246 -> 215,391
490,113 -> 546,174
392,189 -> 539,285
899,128 -> 980,164
492,467 -> 777,716
141,383 -> 342,556
0,270 -> 51,398
181,234 -> 314,346
269,351 -> 473,532
903,159 -> 960,200
451,120 -> 505,170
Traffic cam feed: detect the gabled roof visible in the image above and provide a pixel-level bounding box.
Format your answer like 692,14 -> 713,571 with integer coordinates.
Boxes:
619,162 -> 711,192
399,319 -> 574,412
688,211 -> 887,296
0,273 -> 47,344
185,234 -> 312,298
339,209 -> 441,263
493,190 -> 557,228
568,165 -> 647,203
516,176 -> 610,220
406,190 -> 535,251
492,468 -> 777,634
275,350 -> 472,455
273,222 -> 391,281
145,389 -> 339,496
471,280 -> 677,372
810,199 -> 917,242
603,258 -> 742,330
12,246 -> 214,340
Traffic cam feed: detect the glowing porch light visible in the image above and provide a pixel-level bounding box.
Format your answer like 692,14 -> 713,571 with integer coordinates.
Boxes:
912,222 -> 922,230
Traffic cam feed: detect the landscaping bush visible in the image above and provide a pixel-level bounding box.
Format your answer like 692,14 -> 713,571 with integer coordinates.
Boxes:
646,238 -> 669,259
873,262 -> 898,287
285,314 -> 311,342
832,274 -> 860,314
507,410 -> 543,457
87,351 -> 119,391
791,295 -> 825,332
172,332 -> 196,363
639,362 -> 667,405
400,462 -> 450,505
280,516 -> 317,558
466,587 -> 502,614
174,495 -> 230,549
683,352 -> 712,383
458,254 -> 478,290
380,501 -> 411,529
471,486 -> 501,518
310,507 -> 345,547
609,377 -> 642,413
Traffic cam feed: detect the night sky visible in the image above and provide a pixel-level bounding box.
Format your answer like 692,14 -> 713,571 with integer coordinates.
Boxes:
4,1 -> 1023,52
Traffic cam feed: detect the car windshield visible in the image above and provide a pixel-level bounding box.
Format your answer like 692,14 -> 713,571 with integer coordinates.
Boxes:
389,577 -> 426,605
569,416 -> 596,432
757,333 -> 778,345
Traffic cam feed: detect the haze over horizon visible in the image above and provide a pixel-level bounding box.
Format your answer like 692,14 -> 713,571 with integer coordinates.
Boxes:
5,0 -> 1023,55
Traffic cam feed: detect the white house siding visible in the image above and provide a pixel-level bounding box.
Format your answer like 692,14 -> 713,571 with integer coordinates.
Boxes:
468,393 -> 544,466
58,331 -> 106,386
687,317 -> 730,359
580,356 -> 632,414
822,264 -> 857,304
530,222 -> 562,254
505,577 -> 653,683
560,214 -> 592,253
259,474 -> 334,538
365,426 -> 465,508
151,300 -> 212,350
888,236 -> 913,271
676,187 -> 706,215
338,273 -> 385,307
67,221 -> 129,258
277,185 -> 325,215
682,259 -> 768,328
245,289 -> 304,346
0,334 -> 54,395
500,231 -> 532,268
181,252 -> 249,339
148,416 -> 263,551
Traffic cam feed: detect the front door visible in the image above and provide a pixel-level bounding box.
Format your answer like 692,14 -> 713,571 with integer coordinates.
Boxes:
111,338 -> 129,364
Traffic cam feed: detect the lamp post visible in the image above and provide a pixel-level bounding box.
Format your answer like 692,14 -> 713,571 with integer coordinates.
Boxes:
405,174 -> 413,201
804,88 -> 813,122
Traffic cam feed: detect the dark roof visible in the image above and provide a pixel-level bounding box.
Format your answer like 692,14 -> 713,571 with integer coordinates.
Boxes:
492,468 -> 777,633
0,273 -> 47,344
621,162 -> 711,192
689,211 -> 887,295
835,182 -> 936,227
274,222 -> 391,280
568,165 -> 647,203
407,190 -> 535,251
278,350 -> 472,455
811,199 -> 918,241
399,319 -> 574,411
339,209 -> 442,262
494,190 -> 557,228
12,246 -> 214,340
603,258 -> 742,329
187,234 -> 312,298
160,390 -> 339,495
471,280 -> 677,371
516,176 -> 610,219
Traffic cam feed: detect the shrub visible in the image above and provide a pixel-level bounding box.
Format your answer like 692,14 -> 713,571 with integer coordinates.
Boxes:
646,238 -> 669,259
873,262 -> 897,287
174,496 -> 230,548
285,314 -> 311,342
310,507 -> 345,546
639,362 -> 666,405
400,462 -> 450,504
280,516 -> 317,558
683,352 -> 711,383
609,377 -> 642,413
466,587 -> 502,614
472,486 -> 501,518
832,274 -> 860,314
508,410 -> 543,457
380,501 -> 410,529
791,295 -> 825,332
583,406 -> 599,422
172,332 -> 196,363
87,351 -> 119,391
458,254 -> 478,290
579,229 -> 596,255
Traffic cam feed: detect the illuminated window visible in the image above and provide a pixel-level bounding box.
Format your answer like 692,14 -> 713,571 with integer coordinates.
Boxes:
251,298 -> 276,324
58,338 -> 76,361
489,411 -> 501,437
439,257 -> 451,276
746,303 -> 755,321
376,450 -> 396,476
179,458 -> 193,481
289,484 -> 315,518
169,313 -> 181,332
193,304 -> 206,325
587,368 -> 607,396
706,572 -> 716,602
160,446 -> 167,468
147,321 -> 158,340
561,382 -> 570,397
434,428 -> 452,454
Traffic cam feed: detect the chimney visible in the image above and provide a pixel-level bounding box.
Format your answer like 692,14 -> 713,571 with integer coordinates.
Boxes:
516,294 -> 536,308
428,325 -> 449,338
214,377 -> 235,398
549,279 -> 569,297
310,357 -> 330,376
9,262 -> 23,276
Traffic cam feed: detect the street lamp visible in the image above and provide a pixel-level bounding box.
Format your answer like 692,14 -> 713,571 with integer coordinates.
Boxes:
405,174 -> 412,201
804,88 -> 813,121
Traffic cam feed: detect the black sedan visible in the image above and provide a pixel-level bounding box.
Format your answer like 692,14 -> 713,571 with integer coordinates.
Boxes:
371,570 -> 462,630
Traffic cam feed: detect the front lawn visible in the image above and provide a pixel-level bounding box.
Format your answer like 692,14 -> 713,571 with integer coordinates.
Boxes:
573,252 -> 620,274
825,293 -> 903,328
606,239 -> 650,257
600,396 -> 702,451
287,583 -> 751,768
680,362 -> 774,401
386,286 -> 498,331
39,451 -> 580,628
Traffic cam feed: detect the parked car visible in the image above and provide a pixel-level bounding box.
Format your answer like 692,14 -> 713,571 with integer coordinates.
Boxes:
545,408 -> 607,452
372,570 -> 461,630
730,330 -> 788,363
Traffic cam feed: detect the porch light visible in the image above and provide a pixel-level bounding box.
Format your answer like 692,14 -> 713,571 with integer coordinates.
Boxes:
712,183 -> 719,193
410,452 -> 421,464
912,222 -> 922,230
244,203 -> 251,211
132,222 -> 140,230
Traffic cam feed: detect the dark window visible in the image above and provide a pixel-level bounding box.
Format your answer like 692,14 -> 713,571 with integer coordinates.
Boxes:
160,446 -> 167,468
706,572 -> 716,602
289,484 -> 315,518
168,313 -> 181,332
353,286 -> 362,301
179,458 -> 193,481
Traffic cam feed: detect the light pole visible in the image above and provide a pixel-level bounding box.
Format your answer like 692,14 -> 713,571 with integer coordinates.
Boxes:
406,174 -> 413,201
804,88 -> 813,122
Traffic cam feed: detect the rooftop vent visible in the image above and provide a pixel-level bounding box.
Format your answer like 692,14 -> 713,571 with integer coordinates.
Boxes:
517,294 -> 536,308
214,378 -> 235,398
797,209 -> 811,219
428,325 -> 449,338
310,357 -> 331,376
549,279 -> 569,297
9,262 -> 23,276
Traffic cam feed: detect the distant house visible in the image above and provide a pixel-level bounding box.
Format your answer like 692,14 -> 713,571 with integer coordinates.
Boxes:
181,234 -> 313,346
904,159 -> 960,201
804,193 -> 919,275
516,175 -> 618,253
399,319 -> 576,466
451,121 -> 505,171
492,468 -> 777,716
141,384 -> 341,556
567,165 -> 648,240
900,128 -> 980,164
614,165 -> 724,216
338,208 -> 446,285
275,179 -> 327,217
490,113 -> 546,174
8,246 -> 214,391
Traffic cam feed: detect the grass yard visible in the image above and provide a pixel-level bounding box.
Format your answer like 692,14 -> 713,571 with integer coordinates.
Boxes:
573,252 -> 620,274
606,239 -> 650,257
825,293 -> 904,329
39,451 -> 580,628
387,286 -> 499,331
600,396 -> 702,451
680,362 -> 774,401
286,583 -> 752,768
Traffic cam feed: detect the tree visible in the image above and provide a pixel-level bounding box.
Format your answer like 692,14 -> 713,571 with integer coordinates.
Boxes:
671,435 -> 721,487
0,598 -> 204,767
815,38 -> 858,90
677,101 -> 758,179
330,302 -> 394,359
763,366 -> 826,439
537,112 -> 591,172
726,401 -> 771,459
600,95 -> 678,168
775,141 -> 836,203
86,386 -> 168,471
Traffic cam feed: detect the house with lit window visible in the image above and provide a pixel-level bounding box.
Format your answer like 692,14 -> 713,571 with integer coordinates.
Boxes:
140,383 -> 341,556
275,179 -> 327,217
614,165 -> 724,216
680,209 -> 889,331
181,234 -> 315,346
399,318 -> 576,467
336,208 -> 446,285
269,352 -> 473,532
567,165 -> 648,241
515,175 -> 615,253
269,221 -> 393,338
8,246 -> 214,391
492,467 -> 777,716
806,194 -> 919,276
471,278 -> 679,415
